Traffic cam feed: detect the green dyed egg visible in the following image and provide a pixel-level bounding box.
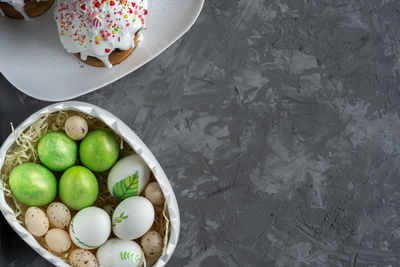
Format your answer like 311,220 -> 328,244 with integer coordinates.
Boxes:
79,130 -> 119,172
38,132 -> 78,172
9,163 -> 57,206
59,166 -> 98,210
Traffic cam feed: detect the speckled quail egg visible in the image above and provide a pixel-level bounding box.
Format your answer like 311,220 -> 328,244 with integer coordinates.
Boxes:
141,230 -> 163,259
69,249 -> 98,267
45,228 -> 71,253
24,207 -> 49,237
144,182 -> 165,206
65,116 -> 88,141
47,202 -> 71,229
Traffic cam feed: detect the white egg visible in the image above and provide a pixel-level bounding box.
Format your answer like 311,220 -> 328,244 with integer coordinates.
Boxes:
112,196 -> 154,240
107,155 -> 150,200
69,207 -> 111,249
97,238 -> 143,267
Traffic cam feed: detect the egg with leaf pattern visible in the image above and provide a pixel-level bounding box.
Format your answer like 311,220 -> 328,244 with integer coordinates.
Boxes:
69,207 -> 111,249
97,238 -> 143,267
107,155 -> 150,200
112,196 -> 154,240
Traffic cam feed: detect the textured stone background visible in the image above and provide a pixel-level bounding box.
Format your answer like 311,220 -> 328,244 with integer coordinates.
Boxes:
2,0 -> 400,266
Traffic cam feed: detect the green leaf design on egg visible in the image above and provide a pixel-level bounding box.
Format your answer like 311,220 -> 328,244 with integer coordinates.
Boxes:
112,211 -> 129,227
70,219 -> 97,249
112,171 -> 139,200
120,251 -> 141,262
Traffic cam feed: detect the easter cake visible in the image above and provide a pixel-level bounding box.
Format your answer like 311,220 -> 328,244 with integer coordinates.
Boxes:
0,109 -> 172,267
54,0 -> 149,68
0,0 -> 54,19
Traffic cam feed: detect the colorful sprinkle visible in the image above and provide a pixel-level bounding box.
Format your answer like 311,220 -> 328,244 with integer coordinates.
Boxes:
55,0 -> 148,59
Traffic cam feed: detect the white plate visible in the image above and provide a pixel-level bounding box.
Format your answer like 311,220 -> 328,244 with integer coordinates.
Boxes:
0,0 -> 204,101
0,101 -> 180,267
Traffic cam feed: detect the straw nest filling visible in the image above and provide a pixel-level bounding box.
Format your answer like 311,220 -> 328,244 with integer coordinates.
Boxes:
0,110 -> 170,266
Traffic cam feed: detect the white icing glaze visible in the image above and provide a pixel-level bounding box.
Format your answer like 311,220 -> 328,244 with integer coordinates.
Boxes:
0,0 -> 50,20
54,0 -> 148,68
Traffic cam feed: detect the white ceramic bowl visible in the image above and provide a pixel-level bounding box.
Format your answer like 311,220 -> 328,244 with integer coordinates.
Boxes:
0,101 -> 180,267
0,0 -> 204,101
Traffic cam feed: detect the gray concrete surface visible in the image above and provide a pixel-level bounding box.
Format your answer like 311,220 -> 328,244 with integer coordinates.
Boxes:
2,0 -> 400,266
